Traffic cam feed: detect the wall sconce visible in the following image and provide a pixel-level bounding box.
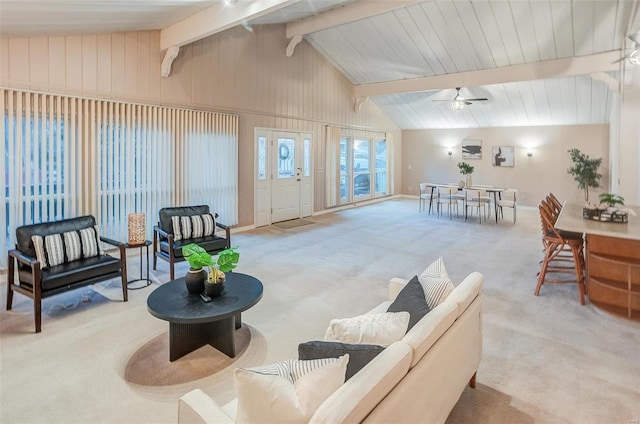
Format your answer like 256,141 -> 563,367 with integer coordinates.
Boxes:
448,150 -> 453,156
526,148 -> 533,157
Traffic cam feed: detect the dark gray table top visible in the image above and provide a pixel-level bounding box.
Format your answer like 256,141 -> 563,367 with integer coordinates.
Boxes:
147,272 -> 263,324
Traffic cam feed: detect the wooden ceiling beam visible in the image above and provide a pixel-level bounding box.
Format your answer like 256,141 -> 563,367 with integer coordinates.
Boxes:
353,51 -> 622,98
161,0 -> 300,51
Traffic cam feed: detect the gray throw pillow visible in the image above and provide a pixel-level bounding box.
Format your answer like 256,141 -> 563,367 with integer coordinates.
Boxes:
298,341 -> 384,380
386,275 -> 430,331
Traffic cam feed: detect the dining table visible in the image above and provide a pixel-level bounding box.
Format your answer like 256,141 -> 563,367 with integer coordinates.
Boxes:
424,184 -> 505,223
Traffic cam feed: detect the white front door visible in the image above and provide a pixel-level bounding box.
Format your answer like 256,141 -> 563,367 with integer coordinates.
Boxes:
272,133 -> 300,223
255,129 -> 313,226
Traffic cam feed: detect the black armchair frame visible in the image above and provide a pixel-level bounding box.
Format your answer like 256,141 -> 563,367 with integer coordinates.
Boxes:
7,236 -> 127,333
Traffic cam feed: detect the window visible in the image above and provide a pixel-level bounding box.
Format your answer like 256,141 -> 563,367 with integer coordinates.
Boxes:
338,136 -> 388,203
1,89 -> 238,268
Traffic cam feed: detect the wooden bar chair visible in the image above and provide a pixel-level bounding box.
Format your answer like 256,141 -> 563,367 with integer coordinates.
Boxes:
535,203 -> 586,305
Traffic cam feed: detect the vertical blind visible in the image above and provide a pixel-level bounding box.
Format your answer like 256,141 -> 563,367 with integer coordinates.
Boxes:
1,88 -> 238,268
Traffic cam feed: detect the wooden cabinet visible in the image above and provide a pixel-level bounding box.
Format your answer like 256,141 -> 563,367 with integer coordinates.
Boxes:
586,234 -> 640,320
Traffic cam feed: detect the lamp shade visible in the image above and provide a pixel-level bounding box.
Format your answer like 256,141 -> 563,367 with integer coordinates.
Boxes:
128,213 -> 146,245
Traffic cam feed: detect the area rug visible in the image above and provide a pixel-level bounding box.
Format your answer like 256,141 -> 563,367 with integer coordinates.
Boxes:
124,325 -> 252,386
273,219 -> 314,229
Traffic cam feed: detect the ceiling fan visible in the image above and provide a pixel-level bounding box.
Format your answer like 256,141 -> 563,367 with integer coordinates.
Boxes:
432,87 -> 488,110
612,32 -> 640,65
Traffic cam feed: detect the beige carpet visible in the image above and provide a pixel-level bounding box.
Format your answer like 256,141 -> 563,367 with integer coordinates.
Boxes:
1,198 -> 639,423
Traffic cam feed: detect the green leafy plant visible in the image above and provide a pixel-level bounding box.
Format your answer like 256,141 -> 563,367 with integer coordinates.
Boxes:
567,148 -> 602,203
598,193 -> 624,208
457,161 -> 474,175
182,243 -> 240,283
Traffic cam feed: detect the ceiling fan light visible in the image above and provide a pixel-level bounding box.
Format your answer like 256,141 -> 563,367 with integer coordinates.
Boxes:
629,50 -> 640,65
452,100 -> 465,110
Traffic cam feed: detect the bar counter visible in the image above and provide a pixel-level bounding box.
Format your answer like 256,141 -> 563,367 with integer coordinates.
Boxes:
556,202 -> 640,320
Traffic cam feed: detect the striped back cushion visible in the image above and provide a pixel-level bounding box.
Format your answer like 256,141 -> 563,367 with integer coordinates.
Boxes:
243,357 -> 342,384
418,256 -> 455,310
32,226 -> 103,269
171,214 -> 216,241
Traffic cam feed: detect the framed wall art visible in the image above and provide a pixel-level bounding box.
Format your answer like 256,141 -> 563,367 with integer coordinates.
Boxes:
492,146 -> 514,167
462,140 -> 482,159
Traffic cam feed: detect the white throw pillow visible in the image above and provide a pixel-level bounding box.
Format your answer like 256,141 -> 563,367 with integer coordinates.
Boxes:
418,256 -> 455,309
234,355 -> 349,424
324,312 -> 410,347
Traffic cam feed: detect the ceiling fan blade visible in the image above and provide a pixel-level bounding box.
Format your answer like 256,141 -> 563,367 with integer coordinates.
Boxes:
628,32 -> 640,45
464,101 -> 473,105
465,98 -> 488,102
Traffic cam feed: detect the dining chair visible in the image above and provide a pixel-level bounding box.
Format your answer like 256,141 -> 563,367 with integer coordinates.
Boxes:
497,188 -> 518,223
464,188 -> 491,223
418,183 -> 435,214
535,202 -> 586,305
437,186 -> 459,219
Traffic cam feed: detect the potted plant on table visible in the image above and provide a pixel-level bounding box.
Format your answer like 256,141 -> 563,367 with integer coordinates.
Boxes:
599,193 -> 624,211
457,161 -> 474,188
182,243 -> 240,296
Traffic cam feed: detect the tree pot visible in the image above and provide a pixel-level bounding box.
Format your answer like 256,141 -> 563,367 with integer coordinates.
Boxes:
185,269 -> 206,294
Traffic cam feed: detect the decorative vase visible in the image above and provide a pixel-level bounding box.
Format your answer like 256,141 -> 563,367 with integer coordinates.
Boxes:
204,281 -> 224,298
185,269 -> 206,294
466,174 -> 473,188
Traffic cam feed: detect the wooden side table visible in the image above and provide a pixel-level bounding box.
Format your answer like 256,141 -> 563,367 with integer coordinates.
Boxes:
125,240 -> 152,290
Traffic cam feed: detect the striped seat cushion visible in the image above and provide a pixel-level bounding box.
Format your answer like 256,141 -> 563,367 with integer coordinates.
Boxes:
171,213 -> 216,241
32,226 -> 103,269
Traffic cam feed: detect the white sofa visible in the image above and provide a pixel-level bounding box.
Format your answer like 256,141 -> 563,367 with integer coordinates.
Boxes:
178,271 -> 484,424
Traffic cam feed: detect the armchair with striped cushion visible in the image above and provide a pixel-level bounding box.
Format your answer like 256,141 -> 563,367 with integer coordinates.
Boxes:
153,205 -> 231,280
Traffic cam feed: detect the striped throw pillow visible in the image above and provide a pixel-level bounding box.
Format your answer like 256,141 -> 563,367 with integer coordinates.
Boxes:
418,256 -> 455,310
171,214 -> 216,241
31,225 -> 103,269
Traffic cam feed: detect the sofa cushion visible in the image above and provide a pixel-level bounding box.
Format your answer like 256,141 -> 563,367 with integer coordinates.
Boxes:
419,256 -> 454,309
172,213 -> 216,241
18,255 -> 122,292
32,226 -> 103,269
447,272 -> 484,317
386,275 -> 430,331
159,235 -> 228,259
324,312 -> 409,348
298,341 -> 385,380
234,355 -> 349,424
309,341 -> 412,424
401,299 -> 458,368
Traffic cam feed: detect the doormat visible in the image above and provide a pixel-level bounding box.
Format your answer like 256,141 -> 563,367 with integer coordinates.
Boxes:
273,219 -> 314,229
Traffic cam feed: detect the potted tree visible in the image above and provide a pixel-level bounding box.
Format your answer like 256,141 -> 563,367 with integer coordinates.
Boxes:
182,244 -> 240,296
457,161 -> 474,188
567,148 -> 602,207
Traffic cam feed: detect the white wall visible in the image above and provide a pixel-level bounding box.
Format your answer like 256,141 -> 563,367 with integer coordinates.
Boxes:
401,124 -> 610,207
0,25 -> 402,226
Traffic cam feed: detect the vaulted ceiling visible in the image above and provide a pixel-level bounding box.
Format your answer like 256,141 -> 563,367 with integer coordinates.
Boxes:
1,0 -> 638,129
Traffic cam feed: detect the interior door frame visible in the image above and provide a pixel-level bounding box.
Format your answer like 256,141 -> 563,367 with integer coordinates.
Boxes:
254,127 -> 313,227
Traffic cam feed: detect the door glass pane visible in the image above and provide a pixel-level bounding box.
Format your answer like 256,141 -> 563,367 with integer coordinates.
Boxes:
353,139 -> 370,197
353,139 -> 370,172
340,137 -> 348,201
303,138 -> 310,177
258,136 -> 266,180
375,140 -> 387,195
277,138 -> 295,179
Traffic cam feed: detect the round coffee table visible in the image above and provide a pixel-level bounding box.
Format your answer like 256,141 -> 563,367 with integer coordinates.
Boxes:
147,272 -> 263,361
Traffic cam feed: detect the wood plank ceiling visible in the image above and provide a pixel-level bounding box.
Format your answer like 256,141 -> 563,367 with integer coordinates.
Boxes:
1,0 -> 637,130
